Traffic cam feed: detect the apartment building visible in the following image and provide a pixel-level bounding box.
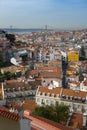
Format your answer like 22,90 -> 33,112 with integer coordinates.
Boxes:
36,86 -> 87,114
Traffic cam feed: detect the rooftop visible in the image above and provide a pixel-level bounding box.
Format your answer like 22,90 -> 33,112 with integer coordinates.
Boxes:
0,106 -> 20,121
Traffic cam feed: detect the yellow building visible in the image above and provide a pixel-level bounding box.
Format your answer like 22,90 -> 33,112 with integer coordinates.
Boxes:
68,51 -> 79,62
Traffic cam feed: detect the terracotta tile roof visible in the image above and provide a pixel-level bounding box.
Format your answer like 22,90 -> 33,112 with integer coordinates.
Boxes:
69,113 -> 83,129
34,116 -> 74,130
30,66 -> 62,79
24,112 -> 73,130
48,59 -> 62,64
38,86 -> 62,96
62,89 -> 87,98
30,70 -> 39,76
83,79 -> 87,86
69,81 -> 80,87
5,81 -> 29,89
38,87 -> 87,99
31,125 -> 41,130
0,106 -> 20,121
67,67 -> 77,72
23,100 -> 37,112
5,80 -> 39,91
37,66 -> 61,73
42,49 -> 47,54
74,91 -> 86,98
6,79 -> 17,84
62,89 -> 74,97
0,106 -> 9,111
8,100 -> 37,113
35,78 -> 42,81
39,72 -> 61,78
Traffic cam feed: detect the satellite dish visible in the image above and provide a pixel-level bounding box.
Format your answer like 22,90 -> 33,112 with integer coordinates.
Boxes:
10,57 -> 19,66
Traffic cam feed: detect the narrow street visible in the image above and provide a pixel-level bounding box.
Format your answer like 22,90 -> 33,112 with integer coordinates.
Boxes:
62,60 -> 68,88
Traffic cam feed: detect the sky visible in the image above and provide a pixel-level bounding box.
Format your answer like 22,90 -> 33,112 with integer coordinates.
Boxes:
0,0 -> 87,29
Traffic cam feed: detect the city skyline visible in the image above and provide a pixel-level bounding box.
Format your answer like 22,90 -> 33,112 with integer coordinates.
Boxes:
0,0 -> 87,29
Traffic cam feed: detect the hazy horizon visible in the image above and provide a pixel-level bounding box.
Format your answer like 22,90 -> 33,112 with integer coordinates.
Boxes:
0,0 -> 87,30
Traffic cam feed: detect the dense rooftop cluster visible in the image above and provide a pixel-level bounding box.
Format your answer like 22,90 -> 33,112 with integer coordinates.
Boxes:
0,29 -> 87,130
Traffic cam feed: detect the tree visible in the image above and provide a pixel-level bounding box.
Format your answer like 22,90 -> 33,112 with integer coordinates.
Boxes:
53,102 -> 69,123
4,71 -> 15,80
33,102 -> 69,124
0,72 -> 5,82
6,33 -> 15,43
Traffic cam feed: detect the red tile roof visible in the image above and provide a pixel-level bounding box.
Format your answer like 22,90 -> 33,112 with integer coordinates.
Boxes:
30,70 -> 39,76
69,81 -> 80,87
83,79 -> 87,86
70,113 -> 83,129
0,106 -> 20,121
48,59 -> 62,64
31,125 -> 41,130
34,116 -> 74,130
38,86 -> 62,96
29,66 -> 62,79
62,89 -> 87,98
37,66 -> 61,73
38,87 -> 87,99
23,100 -> 37,112
39,72 -> 61,78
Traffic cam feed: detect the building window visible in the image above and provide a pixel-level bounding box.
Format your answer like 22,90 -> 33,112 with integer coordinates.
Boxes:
50,101 -> 54,106
46,100 -> 49,104
41,99 -> 45,104
60,102 -> 64,105
37,98 -> 40,102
